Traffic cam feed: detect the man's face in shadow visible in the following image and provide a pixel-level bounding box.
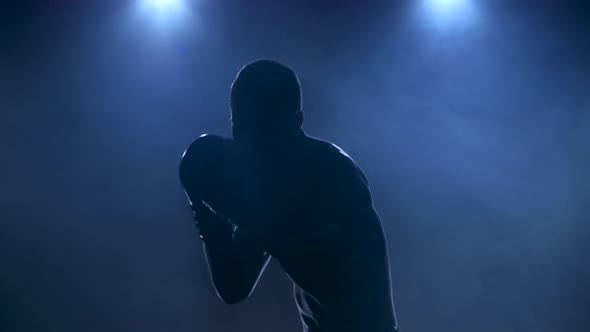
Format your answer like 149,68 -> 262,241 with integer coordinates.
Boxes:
229,59 -> 303,155
231,107 -> 303,154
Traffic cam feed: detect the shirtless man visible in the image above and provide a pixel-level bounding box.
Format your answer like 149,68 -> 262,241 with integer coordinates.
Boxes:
179,59 -> 399,332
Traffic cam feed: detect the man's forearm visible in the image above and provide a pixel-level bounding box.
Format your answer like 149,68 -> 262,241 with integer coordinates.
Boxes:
200,225 -> 270,304
203,239 -> 251,302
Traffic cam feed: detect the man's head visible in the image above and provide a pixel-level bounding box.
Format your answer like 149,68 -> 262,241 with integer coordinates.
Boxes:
230,59 -> 303,149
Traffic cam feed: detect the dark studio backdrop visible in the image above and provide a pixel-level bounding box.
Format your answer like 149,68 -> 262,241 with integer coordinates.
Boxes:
1,0 -> 589,331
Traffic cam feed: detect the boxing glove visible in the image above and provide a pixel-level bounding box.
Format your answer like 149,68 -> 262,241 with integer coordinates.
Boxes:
179,134 -> 240,221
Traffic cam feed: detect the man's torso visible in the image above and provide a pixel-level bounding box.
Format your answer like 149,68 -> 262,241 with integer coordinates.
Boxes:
236,134 -> 398,331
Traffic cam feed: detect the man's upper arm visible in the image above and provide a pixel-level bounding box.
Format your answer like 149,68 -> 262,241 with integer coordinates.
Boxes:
322,145 -> 373,211
315,142 -> 387,249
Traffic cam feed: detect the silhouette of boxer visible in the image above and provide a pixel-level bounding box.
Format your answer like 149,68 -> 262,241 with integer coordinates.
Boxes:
179,59 -> 399,332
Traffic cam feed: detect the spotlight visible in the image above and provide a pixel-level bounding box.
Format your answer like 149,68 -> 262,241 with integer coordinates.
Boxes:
428,0 -> 468,12
423,0 -> 477,27
432,0 -> 466,6
145,0 -> 182,11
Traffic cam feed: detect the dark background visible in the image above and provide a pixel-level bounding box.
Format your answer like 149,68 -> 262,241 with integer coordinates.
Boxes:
1,0 -> 589,331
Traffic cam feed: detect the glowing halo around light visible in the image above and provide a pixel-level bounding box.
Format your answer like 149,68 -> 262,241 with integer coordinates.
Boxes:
135,0 -> 192,28
145,0 -> 183,11
422,0 -> 478,28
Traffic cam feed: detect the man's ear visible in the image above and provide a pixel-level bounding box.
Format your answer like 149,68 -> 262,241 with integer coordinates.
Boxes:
295,110 -> 304,128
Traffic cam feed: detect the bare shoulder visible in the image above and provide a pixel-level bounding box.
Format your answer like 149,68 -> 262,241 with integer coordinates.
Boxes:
302,135 -> 371,204
300,136 -> 382,244
303,135 -> 368,184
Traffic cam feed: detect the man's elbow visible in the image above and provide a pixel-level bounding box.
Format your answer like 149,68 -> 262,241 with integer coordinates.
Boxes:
216,288 -> 250,305
211,276 -> 252,305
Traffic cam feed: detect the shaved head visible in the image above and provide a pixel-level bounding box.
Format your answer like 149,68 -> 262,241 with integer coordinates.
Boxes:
230,59 -> 302,120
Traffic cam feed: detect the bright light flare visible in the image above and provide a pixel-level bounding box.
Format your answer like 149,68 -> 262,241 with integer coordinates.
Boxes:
135,0 -> 191,28
138,0 -> 186,20
145,0 -> 183,11
421,0 -> 478,28
429,0 -> 468,10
